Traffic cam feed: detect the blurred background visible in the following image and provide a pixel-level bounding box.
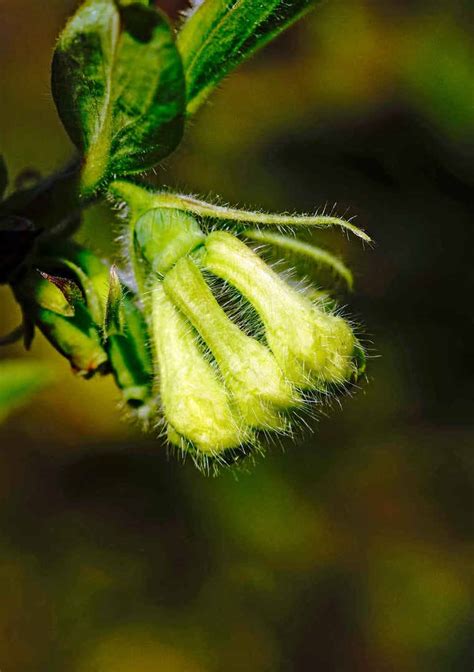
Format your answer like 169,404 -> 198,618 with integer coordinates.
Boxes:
0,0 -> 473,670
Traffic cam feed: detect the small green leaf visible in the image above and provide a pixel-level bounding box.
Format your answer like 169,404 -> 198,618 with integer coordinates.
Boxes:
37,270 -> 85,308
104,274 -> 154,410
106,292 -> 154,410
52,0 -> 186,194
0,155 -> 8,201
178,0 -> 318,114
0,359 -> 56,424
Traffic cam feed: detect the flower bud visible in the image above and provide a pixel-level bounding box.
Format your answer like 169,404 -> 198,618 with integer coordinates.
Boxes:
163,256 -> 299,429
36,306 -> 108,377
203,231 -> 357,388
15,271 -> 108,377
135,207 -> 204,275
152,283 -> 247,454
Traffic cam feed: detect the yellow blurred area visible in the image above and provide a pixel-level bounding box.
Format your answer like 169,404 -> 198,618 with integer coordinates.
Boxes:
77,628 -> 207,672
0,1 -> 473,670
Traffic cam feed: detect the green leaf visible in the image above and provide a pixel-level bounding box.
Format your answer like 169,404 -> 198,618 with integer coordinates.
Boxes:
178,0 -> 318,115
0,155 -> 7,201
0,359 -> 56,423
52,0 -> 186,194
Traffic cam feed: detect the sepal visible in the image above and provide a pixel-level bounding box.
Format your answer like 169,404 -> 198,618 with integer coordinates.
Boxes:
14,270 -> 108,377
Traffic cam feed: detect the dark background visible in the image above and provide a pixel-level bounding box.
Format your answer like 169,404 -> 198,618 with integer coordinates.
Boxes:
0,1 -> 473,670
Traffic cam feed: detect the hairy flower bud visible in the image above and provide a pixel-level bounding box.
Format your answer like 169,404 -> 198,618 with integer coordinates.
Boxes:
163,256 -> 299,429
203,232 -> 357,388
151,283 -> 246,454
107,181 -> 368,462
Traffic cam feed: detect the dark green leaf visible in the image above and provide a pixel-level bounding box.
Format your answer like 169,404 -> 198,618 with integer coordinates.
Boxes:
0,216 -> 40,284
0,161 -> 82,237
52,0 -> 186,194
178,0 -> 318,114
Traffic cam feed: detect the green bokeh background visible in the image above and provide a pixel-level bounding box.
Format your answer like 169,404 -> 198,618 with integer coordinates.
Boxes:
0,1 -> 473,670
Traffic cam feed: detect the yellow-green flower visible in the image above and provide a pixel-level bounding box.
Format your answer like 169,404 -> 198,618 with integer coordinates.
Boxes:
151,283 -> 247,455
111,181 -> 369,462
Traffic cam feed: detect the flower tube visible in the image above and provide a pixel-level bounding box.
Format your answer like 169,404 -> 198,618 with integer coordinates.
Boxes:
151,283 -> 247,455
163,256 -> 299,430
203,231 -> 357,388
